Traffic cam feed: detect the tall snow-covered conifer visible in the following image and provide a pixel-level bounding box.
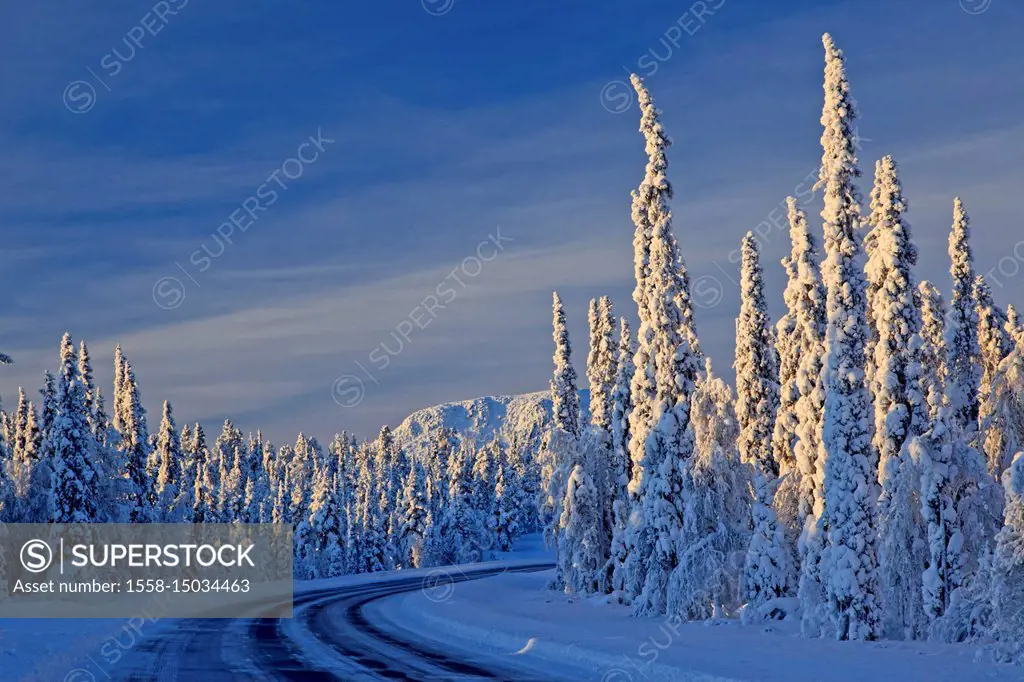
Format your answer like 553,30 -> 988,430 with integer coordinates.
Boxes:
154,401 -> 185,521
815,33 -> 881,641
734,233 -> 789,618
865,155 -> 929,639
397,461 -> 429,568
586,295 -> 617,587
49,333 -> 102,522
39,371 -> 57,449
945,198 -> 981,433
625,73 -> 701,617
551,293 -> 581,440
608,318 -> 636,592
542,292 -> 581,589
303,464 -> 346,578
774,199 -> 830,633
587,297 -> 617,435
772,214 -> 801,543
118,355 -> 152,522
620,74 -> 663,604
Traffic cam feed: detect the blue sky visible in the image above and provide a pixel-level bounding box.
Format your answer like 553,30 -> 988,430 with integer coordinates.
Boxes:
0,0 -> 1022,444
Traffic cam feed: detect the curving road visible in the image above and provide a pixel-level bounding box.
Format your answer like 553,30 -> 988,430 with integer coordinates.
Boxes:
113,562 -> 555,681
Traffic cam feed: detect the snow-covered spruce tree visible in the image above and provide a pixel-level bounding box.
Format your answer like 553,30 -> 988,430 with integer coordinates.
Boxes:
39,370 -> 57,447
271,463 -> 291,528
361,453 -> 389,573
292,518 -> 316,580
624,73 -> 702,617
264,435 -> 287,492
397,461 -> 429,568
946,198 -> 982,433
554,297 -> 605,594
9,389 -> 47,522
863,155 -> 929,639
244,432 -> 272,523
637,166 -> 702,611
551,293 -> 582,441
287,431 -> 315,523
773,199 -> 830,634
493,450 -> 523,552
772,216 -> 801,550
989,452 -> 1024,664
588,297 -> 618,436
587,295 -> 617,578
309,436 -> 328,475
219,444 -> 245,523
20,401 -> 49,523
541,292 -> 581,588
422,442 -> 451,567
77,342 -> 105,440
733,232 -> 789,621
815,33 -> 881,641
607,317 -> 636,592
6,388 -> 28,519
560,433 -> 604,596
918,281 -> 948,422
669,359 -> 751,620
191,424 -> 217,522
337,439 -> 358,573
49,333 -> 102,523
153,401 -> 184,521
426,427 -> 455,522
216,421 -> 246,522
975,276 -> 1015,477
178,423 -> 197,522
865,155 -> 927,474
619,73 -> 661,604
118,356 -> 153,522
343,443 -> 368,571
471,437 -> 500,521
112,344 -> 127,434
181,423 -> 192,459
304,464 -> 346,578
378,427 -> 408,562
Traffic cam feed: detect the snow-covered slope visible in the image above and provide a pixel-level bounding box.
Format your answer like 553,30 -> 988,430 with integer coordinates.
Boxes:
392,390 -> 590,457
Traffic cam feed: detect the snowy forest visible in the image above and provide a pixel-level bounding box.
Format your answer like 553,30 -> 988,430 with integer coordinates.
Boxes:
544,33 -> 1024,664
0,331 -> 537,578
1,31 -> 1023,668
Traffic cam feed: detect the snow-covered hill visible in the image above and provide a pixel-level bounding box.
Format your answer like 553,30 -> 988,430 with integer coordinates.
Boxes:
392,390 -> 590,458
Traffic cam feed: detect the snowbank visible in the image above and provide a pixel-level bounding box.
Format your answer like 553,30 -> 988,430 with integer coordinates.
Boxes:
369,563 -> 1023,681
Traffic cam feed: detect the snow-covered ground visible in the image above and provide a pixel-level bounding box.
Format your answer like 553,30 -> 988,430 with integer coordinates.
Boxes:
370,536 -> 1022,682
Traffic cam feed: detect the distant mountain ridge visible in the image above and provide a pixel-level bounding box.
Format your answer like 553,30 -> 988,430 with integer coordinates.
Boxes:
392,389 -> 591,457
